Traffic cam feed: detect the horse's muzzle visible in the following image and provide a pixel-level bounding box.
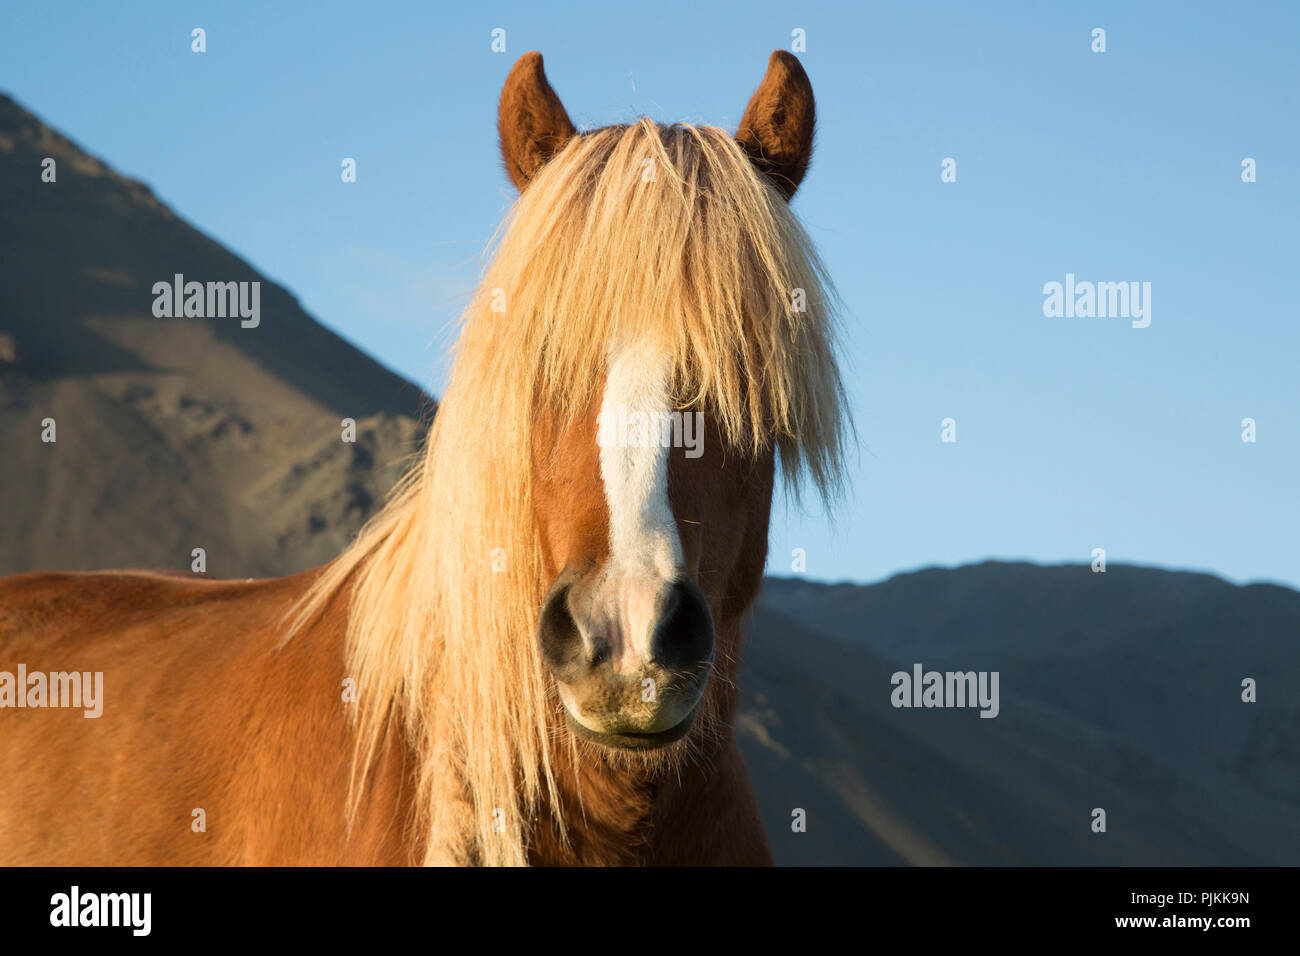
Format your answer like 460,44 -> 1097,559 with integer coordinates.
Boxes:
537,569 -> 714,749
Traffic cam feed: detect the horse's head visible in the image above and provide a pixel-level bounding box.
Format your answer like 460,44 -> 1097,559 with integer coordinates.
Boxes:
497,51 -> 829,751
530,380 -> 776,751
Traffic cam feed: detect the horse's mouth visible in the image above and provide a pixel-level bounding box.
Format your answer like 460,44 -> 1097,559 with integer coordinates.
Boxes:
563,703 -> 699,751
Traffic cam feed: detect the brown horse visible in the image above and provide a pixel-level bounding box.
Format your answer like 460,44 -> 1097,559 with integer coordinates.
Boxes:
0,50 -> 845,865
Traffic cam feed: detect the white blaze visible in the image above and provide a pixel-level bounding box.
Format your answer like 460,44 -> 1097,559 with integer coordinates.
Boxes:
592,347 -> 683,670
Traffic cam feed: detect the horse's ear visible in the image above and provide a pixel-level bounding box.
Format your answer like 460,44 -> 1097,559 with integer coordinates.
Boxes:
735,51 -> 815,200
498,51 -> 577,191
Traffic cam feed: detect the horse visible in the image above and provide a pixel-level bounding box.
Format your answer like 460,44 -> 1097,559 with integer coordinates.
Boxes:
0,50 -> 845,865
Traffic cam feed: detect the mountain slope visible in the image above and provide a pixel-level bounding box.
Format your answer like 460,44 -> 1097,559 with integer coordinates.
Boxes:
741,565 -> 1300,865
0,94 -> 429,576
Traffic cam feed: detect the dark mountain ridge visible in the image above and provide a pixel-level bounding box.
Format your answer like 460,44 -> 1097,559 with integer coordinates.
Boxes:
742,562 -> 1299,864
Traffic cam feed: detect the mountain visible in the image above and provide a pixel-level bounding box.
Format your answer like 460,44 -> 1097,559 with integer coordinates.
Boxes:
3,94 -> 1295,866
0,93 -> 429,577
740,565 -> 1300,865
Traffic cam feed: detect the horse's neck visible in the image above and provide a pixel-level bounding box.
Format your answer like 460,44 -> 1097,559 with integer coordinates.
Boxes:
530,746 -> 661,865
528,657 -> 751,865
529,728 -> 770,866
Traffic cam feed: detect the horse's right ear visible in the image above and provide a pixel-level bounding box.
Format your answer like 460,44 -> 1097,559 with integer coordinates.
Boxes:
735,51 -> 815,200
499,51 -> 577,191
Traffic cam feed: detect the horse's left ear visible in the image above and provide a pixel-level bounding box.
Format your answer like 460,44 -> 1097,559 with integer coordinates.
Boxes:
499,51 -> 577,191
735,51 -> 815,200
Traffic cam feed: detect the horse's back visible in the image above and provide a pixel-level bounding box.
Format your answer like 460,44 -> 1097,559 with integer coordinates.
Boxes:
0,569 -> 303,692
0,567 -> 405,865
0,569 -> 268,652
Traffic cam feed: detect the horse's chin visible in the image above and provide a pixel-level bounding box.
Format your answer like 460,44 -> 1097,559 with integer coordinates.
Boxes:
563,703 -> 700,751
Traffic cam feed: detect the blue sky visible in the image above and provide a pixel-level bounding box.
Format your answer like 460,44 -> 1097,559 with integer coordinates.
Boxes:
4,1 -> 1297,588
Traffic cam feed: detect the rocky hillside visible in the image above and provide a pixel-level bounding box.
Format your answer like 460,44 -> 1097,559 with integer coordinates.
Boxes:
0,93 -> 429,576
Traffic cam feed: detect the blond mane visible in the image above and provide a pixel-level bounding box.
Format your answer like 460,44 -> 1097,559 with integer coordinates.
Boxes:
289,119 -> 846,865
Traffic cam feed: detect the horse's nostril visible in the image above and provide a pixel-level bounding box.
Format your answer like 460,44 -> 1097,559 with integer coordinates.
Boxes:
651,579 -> 714,671
537,580 -> 584,681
